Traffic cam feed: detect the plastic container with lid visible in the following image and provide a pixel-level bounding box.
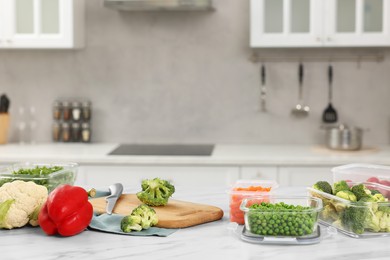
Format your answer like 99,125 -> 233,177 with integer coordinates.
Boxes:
228,180 -> 278,224
240,195 -> 322,237
332,164 -> 390,198
308,186 -> 390,238
0,162 -> 78,192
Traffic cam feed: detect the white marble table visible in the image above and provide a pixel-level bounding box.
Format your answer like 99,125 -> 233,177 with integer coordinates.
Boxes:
1,186 -> 390,260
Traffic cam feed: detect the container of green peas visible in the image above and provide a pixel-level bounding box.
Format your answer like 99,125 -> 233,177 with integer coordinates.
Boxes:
240,196 -> 323,237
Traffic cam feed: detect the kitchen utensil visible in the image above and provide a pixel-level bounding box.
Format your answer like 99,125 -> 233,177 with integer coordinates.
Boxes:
260,64 -> 267,112
0,114 -> 9,144
322,65 -> 338,123
324,124 -> 363,151
90,194 -> 224,228
105,183 -> 124,215
291,63 -> 310,117
0,95 -> 10,144
0,94 -> 10,113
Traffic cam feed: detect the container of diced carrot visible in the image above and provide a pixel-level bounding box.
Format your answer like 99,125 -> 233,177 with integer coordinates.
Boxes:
228,180 -> 278,224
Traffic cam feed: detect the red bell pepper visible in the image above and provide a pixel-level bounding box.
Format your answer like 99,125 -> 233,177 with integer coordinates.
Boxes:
39,184 -> 93,237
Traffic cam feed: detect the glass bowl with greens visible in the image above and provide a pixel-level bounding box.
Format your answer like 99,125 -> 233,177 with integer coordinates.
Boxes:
0,162 -> 78,192
240,195 -> 323,237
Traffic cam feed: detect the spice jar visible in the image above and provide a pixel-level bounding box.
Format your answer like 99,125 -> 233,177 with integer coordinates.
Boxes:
81,101 -> 91,120
53,101 -> 62,120
71,122 -> 81,142
62,101 -> 71,121
61,122 -> 70,142
72,101 -> 81,121
52,122 -> 61,142
81,122 -> 91,143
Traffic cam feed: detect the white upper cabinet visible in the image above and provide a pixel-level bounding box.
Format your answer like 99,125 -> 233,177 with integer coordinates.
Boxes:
251,0 -> 390,47
250,0 -> 324,47
325,0 -> 390,46
0,0 -> 84,49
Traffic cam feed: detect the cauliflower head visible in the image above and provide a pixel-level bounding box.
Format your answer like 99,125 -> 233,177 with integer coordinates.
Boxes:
0,180 -> 48,229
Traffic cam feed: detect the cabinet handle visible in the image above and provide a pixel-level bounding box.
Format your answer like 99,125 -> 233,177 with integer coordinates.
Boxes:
327,37 -> 332,42
316,37 -> 321,42
6,39 -> 12,43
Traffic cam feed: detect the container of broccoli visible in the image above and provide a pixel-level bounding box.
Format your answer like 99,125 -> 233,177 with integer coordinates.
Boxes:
0,162 -> 78,192
240,196 -> 322,237
309,180 -> 390,238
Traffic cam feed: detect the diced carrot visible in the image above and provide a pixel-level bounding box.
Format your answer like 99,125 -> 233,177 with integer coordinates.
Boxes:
233,186 -> 272,192
229,185 -> 273,224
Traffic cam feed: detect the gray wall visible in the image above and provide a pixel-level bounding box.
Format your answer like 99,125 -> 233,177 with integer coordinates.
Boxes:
1,0 -> 390,146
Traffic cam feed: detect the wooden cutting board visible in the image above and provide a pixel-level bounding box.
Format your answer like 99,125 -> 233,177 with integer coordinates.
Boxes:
90,194 -> 224,229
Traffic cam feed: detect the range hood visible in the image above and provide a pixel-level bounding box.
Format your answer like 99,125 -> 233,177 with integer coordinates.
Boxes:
104,0 -> 214,11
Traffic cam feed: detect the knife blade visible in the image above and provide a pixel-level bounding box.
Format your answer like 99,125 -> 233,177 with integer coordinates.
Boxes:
105,183 -> 123,215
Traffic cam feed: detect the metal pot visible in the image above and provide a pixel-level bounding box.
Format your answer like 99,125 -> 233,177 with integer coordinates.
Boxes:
325,124 -> 363,151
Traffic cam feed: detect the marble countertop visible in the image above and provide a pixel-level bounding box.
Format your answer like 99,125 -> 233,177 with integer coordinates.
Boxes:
0,143 -> 390,166
1,186 -> 389,260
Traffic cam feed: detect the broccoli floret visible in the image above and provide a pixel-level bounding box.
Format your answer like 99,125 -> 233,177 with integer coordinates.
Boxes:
120,215 -> 143,232
331,199 -> 348,212
333,180 -> 350,195
378,205 -> 390,214
120,204 -> 158,232
341,197 -> 388,234
376,205 -> 390,232
312,181 -> 333,194
370,190 -> 382,195
372,193 -> 387,202
365,211 -> 381,232
131,204 -> 158,229
136,178 -> 175,206
351,184 -> 372,200
359,195 -> 376,203
359,196 -> 379,213
358,197 -> 382,232
335,190 -> 357,202
321,204 -> 339,221
341,202 -> 368,234
376,210 -> 390,232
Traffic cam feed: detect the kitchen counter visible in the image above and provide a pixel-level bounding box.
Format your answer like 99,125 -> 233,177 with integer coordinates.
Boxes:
1,186 -> 389,260
0,143 -> 389,166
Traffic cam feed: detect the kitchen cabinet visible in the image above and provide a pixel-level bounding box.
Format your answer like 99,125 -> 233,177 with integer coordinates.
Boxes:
250,0 -> 390,47
0,0 -> 84,49
241,166 -> 335,186
240,166 -> 279,181
278,166 -> 334,186
77,165 -> 240,188
77,165 -> 334,188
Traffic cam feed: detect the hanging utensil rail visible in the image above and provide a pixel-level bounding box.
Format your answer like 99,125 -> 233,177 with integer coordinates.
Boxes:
249,52 -> 384,63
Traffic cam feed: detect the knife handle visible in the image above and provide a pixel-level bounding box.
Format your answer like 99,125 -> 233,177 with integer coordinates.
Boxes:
0,114 -> 10,144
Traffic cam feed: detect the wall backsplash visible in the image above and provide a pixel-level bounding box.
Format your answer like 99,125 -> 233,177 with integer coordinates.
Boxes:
1,0 -> 390,146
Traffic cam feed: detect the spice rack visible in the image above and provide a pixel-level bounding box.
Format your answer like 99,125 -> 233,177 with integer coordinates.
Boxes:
52,100 -> 92,143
